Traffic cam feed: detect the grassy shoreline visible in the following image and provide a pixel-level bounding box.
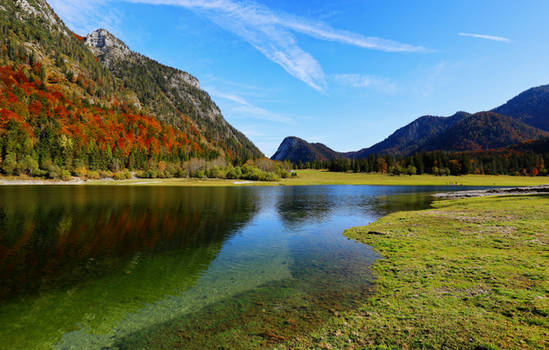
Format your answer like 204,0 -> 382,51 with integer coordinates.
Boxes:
298,195 -> 548,349
1,170 -> 548,187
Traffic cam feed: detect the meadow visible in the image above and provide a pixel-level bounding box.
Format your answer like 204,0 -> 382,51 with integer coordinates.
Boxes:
291,194 -> 549,349
74,169 -> 549,187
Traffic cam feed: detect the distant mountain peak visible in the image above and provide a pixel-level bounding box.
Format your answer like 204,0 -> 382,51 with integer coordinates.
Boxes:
271,85 -> 549,164
272,136 -> 303,159
271,136 -> 339,163
492,84 -> 549,132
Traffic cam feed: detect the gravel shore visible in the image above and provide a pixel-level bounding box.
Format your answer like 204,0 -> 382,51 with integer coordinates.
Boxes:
433,185 -> 549,199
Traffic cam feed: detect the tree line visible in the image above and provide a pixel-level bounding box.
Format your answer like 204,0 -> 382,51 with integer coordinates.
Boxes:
0,64 -> 290,181
294,145 -> 548,176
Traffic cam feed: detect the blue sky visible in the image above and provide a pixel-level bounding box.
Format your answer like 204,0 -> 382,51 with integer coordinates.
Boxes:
49,0 -> 549,157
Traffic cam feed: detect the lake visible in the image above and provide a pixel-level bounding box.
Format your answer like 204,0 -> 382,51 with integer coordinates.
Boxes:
0,185 -> 474,349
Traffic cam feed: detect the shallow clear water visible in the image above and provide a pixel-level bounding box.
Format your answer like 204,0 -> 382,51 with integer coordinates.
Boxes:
0,185 -> 477,349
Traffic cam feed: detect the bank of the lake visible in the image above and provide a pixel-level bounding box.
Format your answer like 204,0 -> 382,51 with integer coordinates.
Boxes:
283,170 -> 549,187
297,195 -> 548,349
2,170 -> 549,187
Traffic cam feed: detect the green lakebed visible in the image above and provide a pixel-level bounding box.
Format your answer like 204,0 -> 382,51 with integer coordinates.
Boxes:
0,185 -> 485,349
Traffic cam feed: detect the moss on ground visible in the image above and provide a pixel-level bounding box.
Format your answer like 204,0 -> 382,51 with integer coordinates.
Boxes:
290,195 -> 548,349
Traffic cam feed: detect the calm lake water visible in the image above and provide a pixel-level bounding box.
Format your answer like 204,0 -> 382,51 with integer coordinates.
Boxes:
0,185 -> 475,349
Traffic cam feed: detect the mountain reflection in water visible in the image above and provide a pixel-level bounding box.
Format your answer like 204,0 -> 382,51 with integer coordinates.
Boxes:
0,185 -> 473,349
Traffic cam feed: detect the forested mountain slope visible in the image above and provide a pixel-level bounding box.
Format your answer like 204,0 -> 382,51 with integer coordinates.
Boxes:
351,111 -> 470,157
493,84 -> 549,132
272,85 -> 549,163
420,112 -> 548,152
84,29 -> 261,160
0,0 -> 261,179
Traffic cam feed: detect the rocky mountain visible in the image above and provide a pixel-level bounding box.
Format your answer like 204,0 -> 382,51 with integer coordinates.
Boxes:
272,86 -> 549,163
492,84 -> 549,132
0,0 -> 262,178
84,29 -> 261,160
271,137 -> 340,163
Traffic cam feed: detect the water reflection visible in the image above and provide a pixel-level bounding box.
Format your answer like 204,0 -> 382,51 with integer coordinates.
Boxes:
0,186 -> 259,300
0,185 -> 475,349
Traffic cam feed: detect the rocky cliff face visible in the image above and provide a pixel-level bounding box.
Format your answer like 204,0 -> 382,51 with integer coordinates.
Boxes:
85,29 -> 132,67
84,28 -> 262,159
13,0 -> 60,29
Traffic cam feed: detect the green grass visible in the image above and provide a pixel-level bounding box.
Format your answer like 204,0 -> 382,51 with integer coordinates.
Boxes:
294,195 -> 548,349
2,170 -> 548,187
282,170 -> 549,187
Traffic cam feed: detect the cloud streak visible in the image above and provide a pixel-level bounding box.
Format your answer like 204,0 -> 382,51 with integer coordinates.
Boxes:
126,0 -> 424,91
49,0 -> 424,92
458,32 -> 510,42
207,88 -> 296,124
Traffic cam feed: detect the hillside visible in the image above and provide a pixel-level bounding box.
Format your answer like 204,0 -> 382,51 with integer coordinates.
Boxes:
352,111 -> 470,157
84,29 -> 261,160
421,112 -> 548,152
0,0 -> 262,179
493,84 -> 549,132
271,136 -> 340,163
272,84 -> 549,163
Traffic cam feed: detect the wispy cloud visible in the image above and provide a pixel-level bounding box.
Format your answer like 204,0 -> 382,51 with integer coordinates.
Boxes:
333,74 -> 397,93
206,88 -> 296,125
48,0 -> 122,36
126,0 -> 424,91
458,32 -> 510,42
49,0 -> 424,92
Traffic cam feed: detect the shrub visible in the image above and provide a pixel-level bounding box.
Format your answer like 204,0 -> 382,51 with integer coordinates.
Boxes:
406,165 -> 417,176
73,166 -> 88,178
241,165 -> 280,181
139,169 -> 157,178
99,170 -> 113,178
2,152 -> 17,175
226,166 -> 242,179
60,170 -> 71,181
208,167 -> 227,179
113,171 -> 127,180
193,169 -> 206,178
175,168 -> 189,178
87,170 -> 100,180
21,155 -> 40,176
46,165 -> 62,179
390,166 -> 405,176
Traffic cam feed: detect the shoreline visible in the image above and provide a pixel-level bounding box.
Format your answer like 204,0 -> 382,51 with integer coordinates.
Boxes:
307,194 -> 549,349
433,185 -> 549,199
1,171 -> 548,187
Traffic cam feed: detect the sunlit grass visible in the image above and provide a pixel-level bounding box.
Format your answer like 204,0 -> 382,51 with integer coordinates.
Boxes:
296,195 -> 549,349
3,170 -> 548,187
89,170 -> 549,187
282,170 -> 549,186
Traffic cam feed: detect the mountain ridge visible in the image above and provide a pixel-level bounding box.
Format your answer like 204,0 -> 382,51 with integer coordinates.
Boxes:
271,136 -> 340,163
492,84 -> 549,132
272,85 -> 549,163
